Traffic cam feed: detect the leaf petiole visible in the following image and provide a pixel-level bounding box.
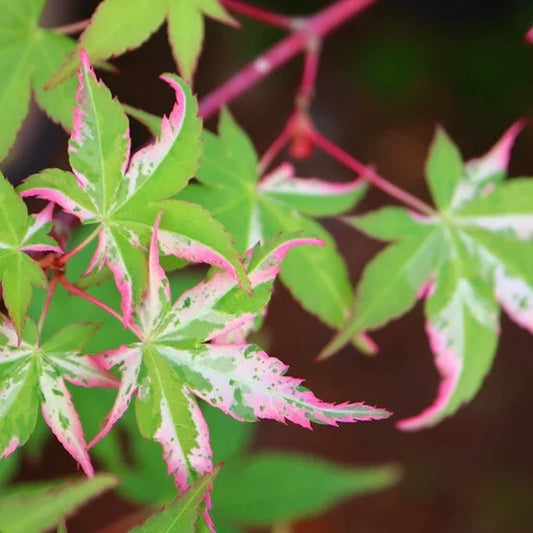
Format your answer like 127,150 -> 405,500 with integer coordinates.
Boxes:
59,226 -> 100,266
311,129 -> 436,217
37,276 -> 58,341
58,275 -> 143,338
50,19 -> 90,35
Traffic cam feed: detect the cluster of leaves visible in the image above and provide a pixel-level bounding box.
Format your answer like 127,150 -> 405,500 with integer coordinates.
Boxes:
1,52 -> 389,530
2,0 -> 532,530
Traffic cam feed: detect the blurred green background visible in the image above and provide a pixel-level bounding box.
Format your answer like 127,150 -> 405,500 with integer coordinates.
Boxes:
2,1 -> 533,532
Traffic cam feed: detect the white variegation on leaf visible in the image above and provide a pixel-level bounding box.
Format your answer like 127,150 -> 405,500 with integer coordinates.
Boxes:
0,173 -> 60,337
325,122 -> 533,429
19,52 -> 249,324
92,218 -> 390,527
0,318 -> 116,475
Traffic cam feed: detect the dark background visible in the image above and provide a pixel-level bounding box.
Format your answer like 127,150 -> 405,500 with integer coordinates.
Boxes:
4,1 -> 533,531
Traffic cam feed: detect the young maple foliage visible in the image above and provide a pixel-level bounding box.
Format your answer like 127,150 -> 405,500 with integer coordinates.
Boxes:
0,319 -> 116,476
19,52 -> 249,324
90,216 -> 389,515
48,0 -> 236,86
179,110 -> 367,333
0,178 -> 59,337
322,122 -> 533,429
0,0 -> 80,160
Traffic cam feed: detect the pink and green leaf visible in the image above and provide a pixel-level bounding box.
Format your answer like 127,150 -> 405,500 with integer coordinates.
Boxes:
338,123 -> 529,427
22,54 -> 247,321
162,343 -> 390,428
0,173 -> 58,336
398,258 -> 499,430
0,316 -> 114,472
97,222 -> 389,499
259,163 -> 368,217
39,367 -> 94,477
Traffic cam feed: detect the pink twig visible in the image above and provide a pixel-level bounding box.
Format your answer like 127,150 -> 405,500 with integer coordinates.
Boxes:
58,275 -> 143,338
221,0 -> 293,29
259,122 -> 292,173
312,130 -> 436,216
526,26 -> 533,44
51,18 -> 90,35
297,39 -> 322,109
37,277 -> 58,338
59,226 -> 100,266
199,0 -> 377,118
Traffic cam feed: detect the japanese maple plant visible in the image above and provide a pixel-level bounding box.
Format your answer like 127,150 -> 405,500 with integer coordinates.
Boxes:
0,0 -> 531,531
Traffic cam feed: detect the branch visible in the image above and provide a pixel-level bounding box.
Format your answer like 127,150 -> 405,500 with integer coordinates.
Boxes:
312,130 -> 436,216
199,0 -> 378,118
221,0 -> 293,29
296,39 -> 322,110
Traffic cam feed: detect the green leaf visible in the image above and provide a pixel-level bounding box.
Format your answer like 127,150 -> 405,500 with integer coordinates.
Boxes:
123,104 -> 162,137
20,56 -> 249,324
329,123 -> 531,428
321,226 -> 445,357
0,452 -> 18,487
202,404 -> 253,464
179,111 -> 366,331
213,453 -> 400,526
425,127 -> 464,210
130,470 -> 217,533
0,174 -> 58,335
48,0 -> 235,85
0,474 -> 117,533
0,0 -> 77,160
345,206 -> 430,241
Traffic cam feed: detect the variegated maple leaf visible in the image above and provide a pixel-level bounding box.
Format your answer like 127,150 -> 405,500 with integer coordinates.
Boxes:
0,318 -> 116,476
90,216 -> 390,527
48,0 -> 236,85
19,52 -> 249,325
179,110 -> 367,340
0,175 -> 60,336
321,121 -> 533,429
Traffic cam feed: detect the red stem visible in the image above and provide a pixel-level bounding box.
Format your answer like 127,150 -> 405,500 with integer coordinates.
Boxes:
58,275 -> 143,338
37,277 -> 58,338
221,0 -> 293,29
51,18 -> 90,34
59,226 -> 99,266
312,130 -> 435,216
297,40 -> 322,108
259,122 -> 291,173
199,0 -> 377,118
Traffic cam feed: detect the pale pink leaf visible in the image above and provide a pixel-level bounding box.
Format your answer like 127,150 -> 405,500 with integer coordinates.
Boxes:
40,367 -> 94,477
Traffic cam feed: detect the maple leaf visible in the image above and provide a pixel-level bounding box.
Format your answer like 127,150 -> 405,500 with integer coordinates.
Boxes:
90,216 -> 390,526
0,174 -> 60,336
0,318 -> 116,476
321,121 -> 533,429
179,109 -> 367,335
48,0 -> 236,86
0,0 -> 79,160
19,52 -> 249,325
